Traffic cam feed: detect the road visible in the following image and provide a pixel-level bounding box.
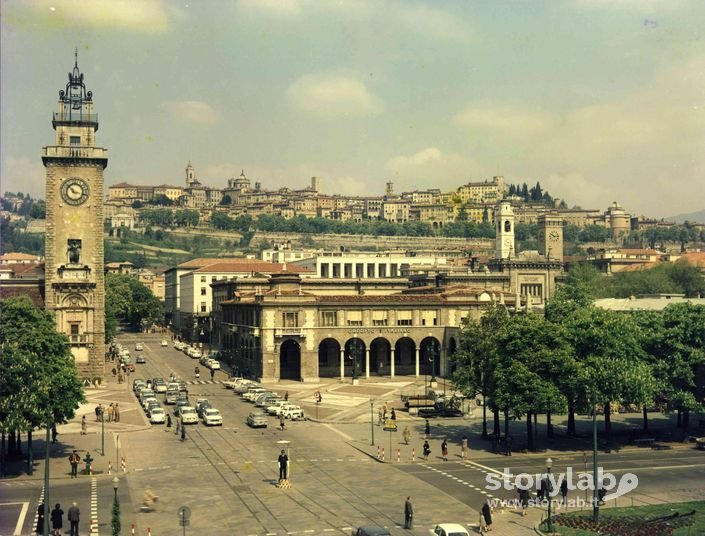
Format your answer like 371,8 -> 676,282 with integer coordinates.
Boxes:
2,332 -> 704,536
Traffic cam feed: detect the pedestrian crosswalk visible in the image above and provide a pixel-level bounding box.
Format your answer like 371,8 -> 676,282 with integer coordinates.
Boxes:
132,457 -> 373,473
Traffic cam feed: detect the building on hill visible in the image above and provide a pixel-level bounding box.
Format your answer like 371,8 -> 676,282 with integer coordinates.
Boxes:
588,248 -> 665,274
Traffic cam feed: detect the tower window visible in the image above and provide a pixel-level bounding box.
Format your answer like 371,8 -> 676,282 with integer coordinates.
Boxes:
70,136 -> 81,145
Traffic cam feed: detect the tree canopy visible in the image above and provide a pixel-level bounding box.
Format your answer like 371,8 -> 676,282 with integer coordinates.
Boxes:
105,273 -> 163,332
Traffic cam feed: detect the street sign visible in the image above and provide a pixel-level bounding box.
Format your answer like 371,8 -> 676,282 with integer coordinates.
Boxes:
178,506 -> 191,527
383,419 -> 397,432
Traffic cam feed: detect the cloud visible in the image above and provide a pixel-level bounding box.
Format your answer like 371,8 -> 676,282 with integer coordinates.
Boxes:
235,0 -> 301,17
286,73 -> 384,119
163,101 -> 219,125
453,105 -> 556,140
21,0 -> 177,33
0,156 -> 47,199
386,147 -> 442,172
396,4 -> 470,43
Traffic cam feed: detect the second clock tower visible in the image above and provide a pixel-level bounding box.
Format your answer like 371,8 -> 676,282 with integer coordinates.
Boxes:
42,53 -> 108,383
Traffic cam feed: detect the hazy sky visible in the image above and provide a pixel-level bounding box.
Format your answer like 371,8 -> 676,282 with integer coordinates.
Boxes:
1,0 -> 704,218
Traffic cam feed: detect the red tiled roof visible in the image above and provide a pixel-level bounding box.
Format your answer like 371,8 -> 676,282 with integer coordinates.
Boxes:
0,252 -> 42,262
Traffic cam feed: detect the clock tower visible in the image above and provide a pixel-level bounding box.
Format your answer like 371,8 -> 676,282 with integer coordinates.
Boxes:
42,52 -> 108,383
538,212 -> 563,261
495,200 -> 515,260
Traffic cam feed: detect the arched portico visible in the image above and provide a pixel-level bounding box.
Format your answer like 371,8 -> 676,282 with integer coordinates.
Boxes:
421,336 -> 441,377
370,337 -> 391,375
279,339 -> 301,381
318,338 -> 340,378
344,337 -> 366,379
394,337 -> 416,376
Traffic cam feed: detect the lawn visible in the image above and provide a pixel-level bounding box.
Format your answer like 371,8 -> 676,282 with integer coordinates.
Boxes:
547,501 -> 704,536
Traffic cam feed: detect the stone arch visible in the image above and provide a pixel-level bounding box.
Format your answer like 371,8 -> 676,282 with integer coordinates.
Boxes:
279,339 -> 301,381
394,336 -> 416,376
420,336 -> 441,377
318,338 -> 340,378
344,337 -> 366,379
369,337 -> 391,375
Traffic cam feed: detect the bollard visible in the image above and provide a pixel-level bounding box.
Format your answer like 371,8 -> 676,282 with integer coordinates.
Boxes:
148,529 -> 152,536
377,446 -> 380,459
121,456 -> 127,473
108,460 -> 112,475
131,524 -> 135,535
381,447 -> 385,461
412,448 -> 416,463
397,448 -> 400,463
89,464 -> 93,476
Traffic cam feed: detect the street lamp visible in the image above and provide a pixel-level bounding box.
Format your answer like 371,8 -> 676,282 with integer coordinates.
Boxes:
111,476 -> 121,536
349,334 -> 360,384
370,399 -> 375,446
112,476 -> 120,501
546,457 -> 554,532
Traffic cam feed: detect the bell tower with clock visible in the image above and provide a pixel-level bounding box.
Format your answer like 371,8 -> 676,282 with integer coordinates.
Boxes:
538,212 -> 564,261
495,200 -> 515,260
42,52 -> 108,382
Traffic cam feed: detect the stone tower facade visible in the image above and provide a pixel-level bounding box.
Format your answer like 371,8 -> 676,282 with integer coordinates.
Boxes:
495,200 -> 515,259
42,53 -> 108,383
538,213 -> 564,261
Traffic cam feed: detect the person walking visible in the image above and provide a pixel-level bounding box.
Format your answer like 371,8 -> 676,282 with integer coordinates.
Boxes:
560,477 -> 568,508
175,418 -> 180,436
537,477 -> 546,502
106,403 -> 114,423
422,440 -> 431,461
402,426 -> 411,445
67,502 -> 80,536
51,424 -> 58,444
180,419 -> 186,442
81,415 -> 87,435
481,499 -> 493,532
390,408 -> 396,421
518,488 -> 530,517
378,406 -> 384,426
504,434 -> 513,456
424,419 -> 431,438
278,449 -> 288,481
441,439 -> 448,461
404,496 -> 414,529
284,391 -> 289,402
279,414 -> 285,431
210,368 -> 215,381
36,503 -> 45,535
461,434 -> 468,458
50,503 -> 64,536
113,403 -> 120,423
166,414 -> 172,431
69,450 -> 80,478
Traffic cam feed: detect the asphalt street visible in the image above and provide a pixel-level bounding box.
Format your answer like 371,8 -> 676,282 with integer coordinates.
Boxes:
2,332 -> 704,536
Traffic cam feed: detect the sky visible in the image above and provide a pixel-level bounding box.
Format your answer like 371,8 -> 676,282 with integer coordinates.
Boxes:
1,0 -> 704,219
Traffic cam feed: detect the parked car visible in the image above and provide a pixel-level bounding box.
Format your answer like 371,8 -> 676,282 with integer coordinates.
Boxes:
135,342 -> 144,351
199,355 -> 210,366
149,407 -> 166,424
141,397 -> 159,412
280,404 -> 305,420
430,524 -> 470,536
202,408 -> 223,426
233,382 -> 258,394
145,400 -> 161,415
246,411 -> 268,428
243,388 -> 268,402
174,341 -> 185,350
206,359 -> 221,370
266,400 -> 288,416
256,395 -> 281,408
161,339 -> 168,347
190,349 -> 202,359
135,354 -> 146,364
353,527 -> 392,536
138,388 -> 155,402
223,378 -> 247,389
165,389 -> 179,404
179,406 -> 199,424
195,399 -> 211,417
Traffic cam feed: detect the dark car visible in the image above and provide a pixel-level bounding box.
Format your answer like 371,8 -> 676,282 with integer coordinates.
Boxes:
352,527 -> 391,536
135,354 -> 146,364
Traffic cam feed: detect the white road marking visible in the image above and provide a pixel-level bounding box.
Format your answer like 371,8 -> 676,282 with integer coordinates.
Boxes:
0,501 -> 30,536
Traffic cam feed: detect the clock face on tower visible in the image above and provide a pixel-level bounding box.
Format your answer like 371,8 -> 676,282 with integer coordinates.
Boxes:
503,238 -> 512,246
549,230 -> 560,241
60,178 -> 89,206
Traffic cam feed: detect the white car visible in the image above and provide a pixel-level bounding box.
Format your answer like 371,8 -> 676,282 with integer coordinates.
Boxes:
142,397 -> 159,411
161,339 -> 168,347
206,359 -> 221,370
202,408 -> 223,426
279,404 -> 305,420
178,406 -> 199,424
242,388 -> 267,401
266,400 -> 288,415
174,341 -> 185,350
430,524 -> 470,536
135,342 -> 144,351
190,349 -> 202,359
149,408 -> 166,424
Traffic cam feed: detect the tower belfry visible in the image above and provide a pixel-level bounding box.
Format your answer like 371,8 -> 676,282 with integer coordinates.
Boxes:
42,52 -> 108,382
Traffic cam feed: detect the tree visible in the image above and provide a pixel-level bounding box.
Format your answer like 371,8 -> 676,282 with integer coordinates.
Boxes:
0,296 -> 84,474
211,211 -> 234,230
29,200 -> 46,219
105,274 -> 163,330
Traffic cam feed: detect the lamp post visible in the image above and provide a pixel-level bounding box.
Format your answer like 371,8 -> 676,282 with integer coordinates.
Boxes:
101,408 -> 105,456
43,413 -> 51,536
349,334 -> 360,384
592,389 -> 600,523
111,475 -> 121,536
370,399 -> 375,446
112,476 -> 119,501
546,457 -> 553,532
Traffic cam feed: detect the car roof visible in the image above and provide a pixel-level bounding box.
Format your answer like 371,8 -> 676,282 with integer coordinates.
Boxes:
435,524 -> 470,534
356,527 -> 391,536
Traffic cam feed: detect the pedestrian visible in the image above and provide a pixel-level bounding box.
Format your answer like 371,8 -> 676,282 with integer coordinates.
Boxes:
390,408 -> 396,421
481,499 -> 493,532
175,418 -> 180,436
504,434 -> 512,456
404,496 -> 414,529
51,424 -> 58,444
50,503 -> 64,536
180,420 -> 186,442
94,405 -> 101,422
402,426 -> 411,445
560,477 -> 568,507
284,391 -> 289,402
518,488 -> 530,517
166,414 -> 172,431
113,403 -> 120,422
67,502 -> 80,536
537,477 -> 545,501
69,450 -> 80,478
424,419 -> 430,438
280,414 -> 285,431
441,439 -> 448,461
461,434 -> 468,458
378,407 -> 384,426
210,368 -> 215,381
106,403 -> 114,423
81,415 -> 87,435
422,440 -> 431,461
36,503 -> 45,535
278,449 -> 288,481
